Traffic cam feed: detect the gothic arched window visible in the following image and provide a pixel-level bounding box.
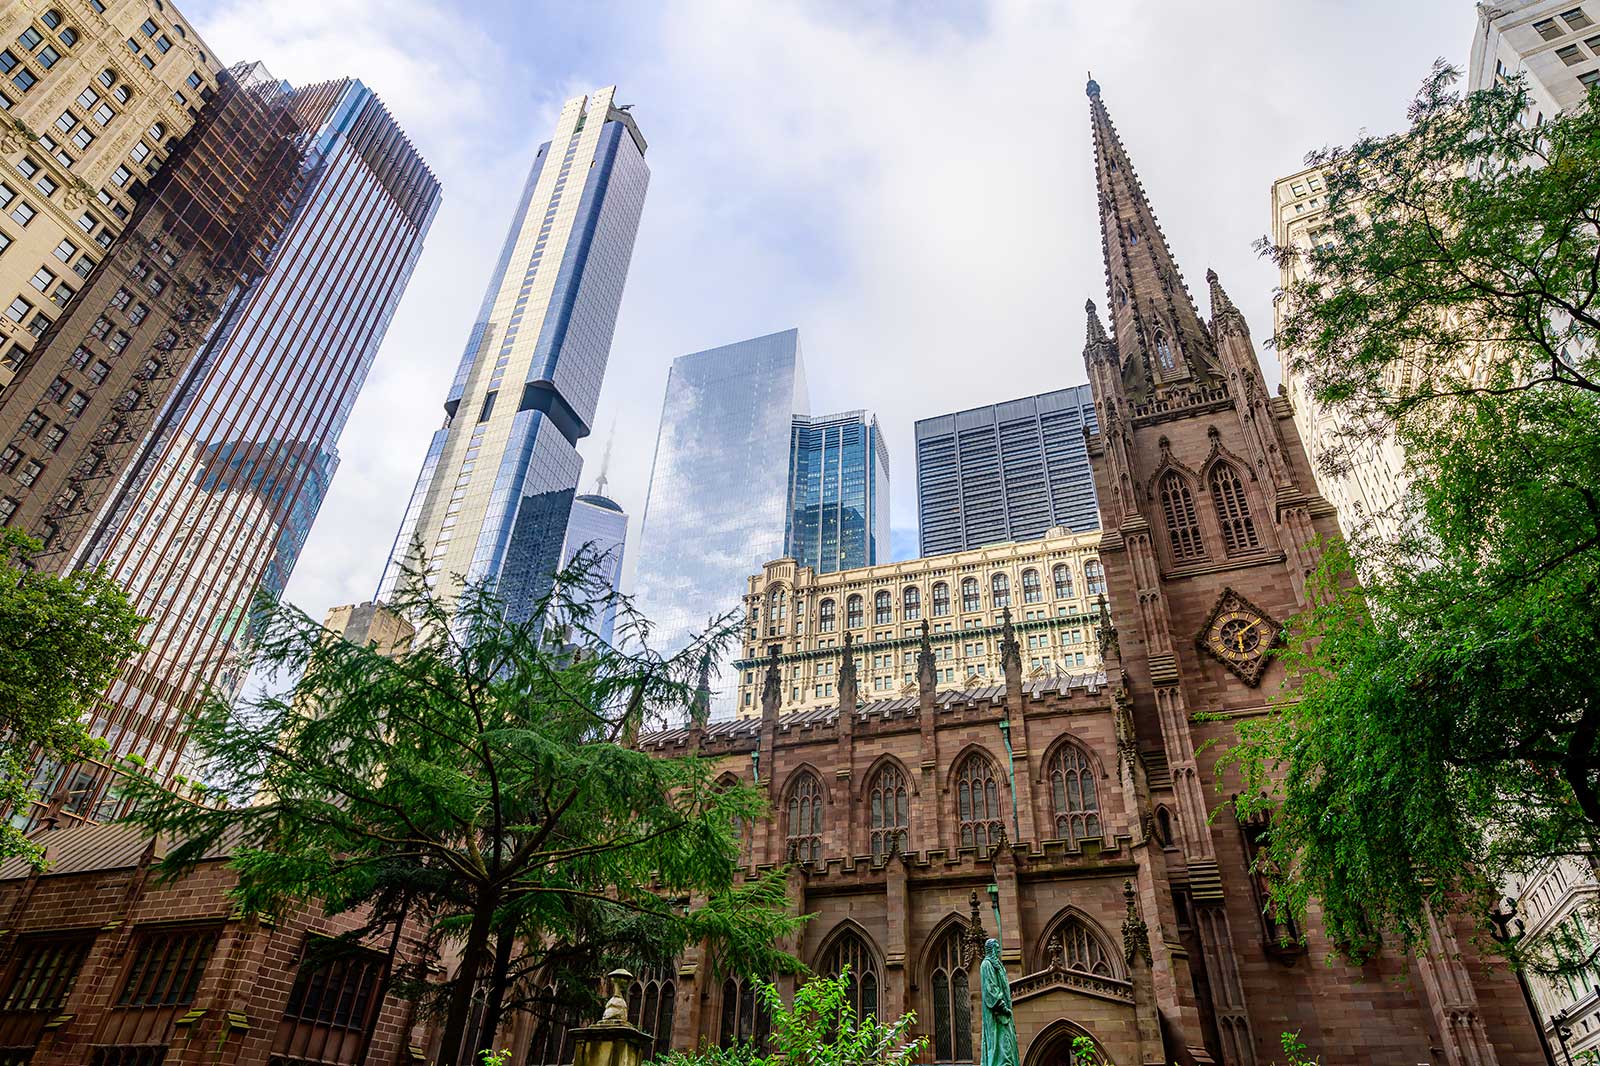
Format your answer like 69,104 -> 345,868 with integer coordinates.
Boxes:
1021,569 -> 1042,604
1049,742 -> 1102,845
819,598 -> 836,632
821,931 -> 880,1020
1084,560 -> 1105,597
874,590 -> 892,626
955,752 -> 1005,849
931,582 -> 950,617
928,926 -> 973,1063
846,594 -> 863,630
1208,462 -> 1260,555
719,976 -> 771,1049
1050,916 -> 1116,977
903,586 -> 921,621
1154,331 -> 1176,373
525,982 -> 577,1066
960,578 -> 980,613
868,763 -> 909,858
627,965 -> 678,1060
786,772 -> 824,863
990,573 -> 1010,609
1159,471 -> 1205,560
1052,564 -> 1074,598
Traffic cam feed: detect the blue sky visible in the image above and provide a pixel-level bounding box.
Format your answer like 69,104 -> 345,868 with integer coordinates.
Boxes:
182,0 -> 1471,628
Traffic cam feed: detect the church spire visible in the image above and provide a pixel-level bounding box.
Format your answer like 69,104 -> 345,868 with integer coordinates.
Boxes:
1087,78 -> 1220,403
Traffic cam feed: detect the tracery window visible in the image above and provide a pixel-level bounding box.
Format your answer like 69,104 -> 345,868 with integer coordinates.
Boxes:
626,965 -> 678,1060
931,582 -> 950,617
954,752 -> 1005,849
960,578 -> 980,613
1048,742 -> 1102,845
1054,916 -> 1116,977
821,931 -> 879,1020
846,594 -> 863,629
1021,569 -> 1042,604
1155,330 -> 1176,372
786,772 -> 823,863
1209,462 -> 1259,555
868,763 -> 909,859
719,976 -> 771,1049
1159,471 -> 1205,560
903,585 -> 921,621
819,598 -> 836,632
524,982 -> 576,1065
990,573 -> 1010,609
928,927 -> 973,1063
875,590 -> 892,625
1084,560 -> 1105,597
1052,564 -> 1074,598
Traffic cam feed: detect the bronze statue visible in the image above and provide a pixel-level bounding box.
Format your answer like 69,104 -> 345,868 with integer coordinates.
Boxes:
980,938 -> 1019,1066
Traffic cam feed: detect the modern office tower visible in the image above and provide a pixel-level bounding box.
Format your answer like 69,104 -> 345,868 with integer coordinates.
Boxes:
0,63 -> 307,566
632,328 -> 808,699
379,88 -> 648,625
1469,1 -> 1600,110
0,0 -> 223,394
559,488 -> 627,644
733,526 -> 1103,718
784,410 -> 889,575
16,77 -> 438,827
913,386 -> 1099,556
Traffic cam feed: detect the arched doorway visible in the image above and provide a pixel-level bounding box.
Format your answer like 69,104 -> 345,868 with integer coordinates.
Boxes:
1023,1019 -> 1112,1066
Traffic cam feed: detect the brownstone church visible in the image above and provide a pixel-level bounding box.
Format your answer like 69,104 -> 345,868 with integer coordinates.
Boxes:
637,81 -> 1545,1066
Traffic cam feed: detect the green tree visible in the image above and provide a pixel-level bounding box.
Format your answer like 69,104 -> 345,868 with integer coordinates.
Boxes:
651,970 -> 926,1066
1227,64 -> 1600,965
0,528 -> 143,867
120,553 -> 802,1066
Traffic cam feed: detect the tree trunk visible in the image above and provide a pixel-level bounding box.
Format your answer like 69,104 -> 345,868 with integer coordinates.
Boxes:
437,895 -> 497,1066
472,918 -> 519,1062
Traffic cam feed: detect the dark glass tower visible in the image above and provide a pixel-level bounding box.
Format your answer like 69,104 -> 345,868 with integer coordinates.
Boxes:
914,385 -> 1100,555
784,410 -> 889,574
379,88 -> 648,623
558,490 -> 627,645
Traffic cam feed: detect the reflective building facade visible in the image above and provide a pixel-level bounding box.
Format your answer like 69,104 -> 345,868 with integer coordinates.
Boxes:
632,329 -> 808,706
914,385 -> 1100,555
558,491 -> 627,645
784,410 -> 889,574
23,78 -> 439,825
380,89 -> 648,625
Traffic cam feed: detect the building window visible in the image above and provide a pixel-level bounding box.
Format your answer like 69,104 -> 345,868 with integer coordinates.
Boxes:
1084,560 -> 1105,597
1208,462 -> 1260,555
523,981 -> 577,1066
0,446 -> 20,474
1240,813 -> 1300,949
116,928 -> 216,1007
626,964 -> 677,1061
1048,742 -> 1102,845
874,590 -> 892,625
821,930 -> 879,1020
0,497 -> 16,524
955,752 -> 1005,849
10,199 -> 36,227
0,934 -> 93,1015
868,763 -> 909,858
1160,471 -> 1205,560
931,581 -> 950,616
960,577 -> 979,613
903,585 -> 921,621
279,940 -> 384,1032
846,594 -> 863,630
786,771 -> 824,863
1021,568 -> 1042,603
719,976 -> 771,1049
1050,916 -> 1116,977
928,927 -> 973,1063
1052,564 -> 1074,598
990,573 -> 1010,609
818,597 -> 836,632
1154,330 -> 1176,373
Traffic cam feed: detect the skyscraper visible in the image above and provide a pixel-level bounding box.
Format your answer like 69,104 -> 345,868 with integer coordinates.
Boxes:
18,77 -> 439,827
559,490 -> 627,645
379,88 -> 648,624
632,329 -> 807,689
784,410 -> 889,574
913,386 -> 1099,556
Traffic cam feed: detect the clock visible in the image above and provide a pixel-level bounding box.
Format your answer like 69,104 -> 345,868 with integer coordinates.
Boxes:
1195,588 -> 1281,686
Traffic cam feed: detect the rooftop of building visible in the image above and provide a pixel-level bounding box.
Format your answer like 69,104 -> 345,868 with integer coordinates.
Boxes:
0,821 -> 233,882
575,493 -> 624,512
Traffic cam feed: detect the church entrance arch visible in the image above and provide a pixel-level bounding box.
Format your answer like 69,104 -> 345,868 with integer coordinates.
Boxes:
1022,1018 -> 1112,1066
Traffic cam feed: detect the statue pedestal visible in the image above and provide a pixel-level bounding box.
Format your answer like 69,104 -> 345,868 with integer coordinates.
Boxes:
572,1021 -> 654,1066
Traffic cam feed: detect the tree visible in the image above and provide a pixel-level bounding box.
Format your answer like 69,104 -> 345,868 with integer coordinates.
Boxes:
1227,64 -> 1600,965
651,970 -> 926,1066
0,528 -> 143,867
119,553 -> 802,1066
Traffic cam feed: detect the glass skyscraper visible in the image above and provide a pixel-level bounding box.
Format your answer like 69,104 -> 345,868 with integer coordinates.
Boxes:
632,328 -> 807,703
914,385 -> 1100,555
380,89 -> 648,625
558,490 -> 627,645
23,78 -> 439,823
785,410 -> 889,574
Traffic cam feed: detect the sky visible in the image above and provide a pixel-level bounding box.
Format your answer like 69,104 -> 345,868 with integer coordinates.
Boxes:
182,0 -> 1474,629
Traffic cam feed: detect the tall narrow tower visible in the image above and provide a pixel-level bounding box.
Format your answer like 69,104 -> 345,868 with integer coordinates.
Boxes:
1081,79 -> 1529,1065
380,89 -> 649,620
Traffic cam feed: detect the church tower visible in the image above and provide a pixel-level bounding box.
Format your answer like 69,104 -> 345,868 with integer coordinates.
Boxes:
1080,78 -> 1536,1065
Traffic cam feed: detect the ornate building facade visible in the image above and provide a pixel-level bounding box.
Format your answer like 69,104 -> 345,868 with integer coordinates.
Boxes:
632,81 -> 1547,1066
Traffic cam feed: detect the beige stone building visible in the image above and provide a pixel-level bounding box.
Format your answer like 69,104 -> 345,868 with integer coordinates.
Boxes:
1469,1 -> 1600,110
0,0 -> 221,391
733,527 -> 1105,718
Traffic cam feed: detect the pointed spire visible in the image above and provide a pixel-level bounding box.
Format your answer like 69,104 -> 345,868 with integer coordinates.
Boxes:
1206,267 -> 1250,339
1085,299 -> 1108,345
917,618 -> 937,698
592,420 -> 616,497
1000,606 -> 1021,680
838,630 -> 858,712
690,651 -> 712,730
760,651 -> 781,720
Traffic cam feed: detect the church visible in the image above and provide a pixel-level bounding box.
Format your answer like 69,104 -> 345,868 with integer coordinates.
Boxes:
635,81 -> 1545,1066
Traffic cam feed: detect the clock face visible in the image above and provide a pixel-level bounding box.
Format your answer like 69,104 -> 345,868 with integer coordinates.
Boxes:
1196,589 -> 1280,686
